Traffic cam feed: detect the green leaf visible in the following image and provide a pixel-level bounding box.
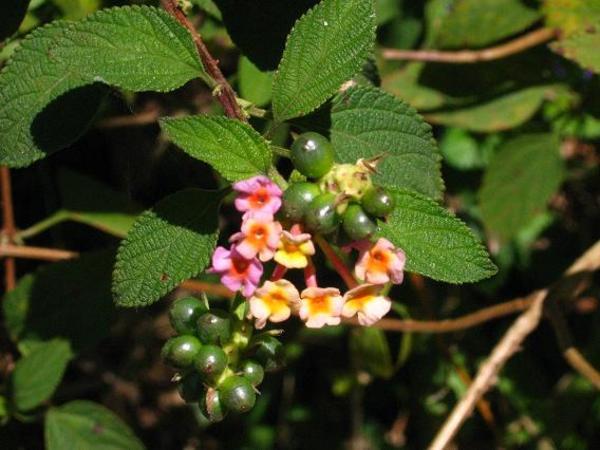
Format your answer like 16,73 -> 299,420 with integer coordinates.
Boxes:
239,56 -> 273,107
382,63 -> 451,111
113,189 -> 224,308
0,6 -> 206,168
46,400 -> 145,450
551,25 -> 600,74
433,0 -> 540,48
3,251 -> 116,354
377,189 -> 497,283
52,0 -> 100,20
1,0 -> 31,41
272,0 -> 376,122
331,85 -> 443,200
479,134 -> 564,241
10,339 -> 72,411
190,0 -> 222,20
426,86 -> 554,132
350,327 -> 394,379
160,115 -> 273,182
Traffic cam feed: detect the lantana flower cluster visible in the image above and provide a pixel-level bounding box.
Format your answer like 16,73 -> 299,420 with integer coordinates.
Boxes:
209,175 -> 406,330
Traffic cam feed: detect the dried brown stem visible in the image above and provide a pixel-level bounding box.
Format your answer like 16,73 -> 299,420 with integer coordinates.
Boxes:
429,240 -> 600,450
160,0 -> 245,121
0,244 -> 78,262
1,167 -> 16,291
382,28 -> 557,64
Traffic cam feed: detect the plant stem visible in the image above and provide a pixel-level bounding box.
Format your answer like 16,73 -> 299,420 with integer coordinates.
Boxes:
160,0 -> 246,121
16,210 -> 70,240
314,235 -> 358,289
382,28 -> 557,64
1,167 -> 16,291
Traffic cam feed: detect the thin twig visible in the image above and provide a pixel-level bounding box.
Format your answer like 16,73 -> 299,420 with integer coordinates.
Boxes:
0,244 -> 78,262
314,235 -> 358,288
429,290 -> 547,450
179,279 -> 235,299
382,28 -> 557,64
429,240 -> 600,450
1,167 -> 16,291
160,0 -> 245,121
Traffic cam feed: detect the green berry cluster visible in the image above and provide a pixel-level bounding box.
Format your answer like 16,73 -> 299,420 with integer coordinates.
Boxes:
161,296 -> 283,421
282,132 -> 395,241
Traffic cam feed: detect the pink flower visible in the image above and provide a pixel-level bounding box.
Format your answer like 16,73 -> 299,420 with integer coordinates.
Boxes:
248,279 -> 300,329
274,230 -> 315,269
230,212 -> 282,262
208,246 -> 262,297
233,175 -> 282,216
299,287 -> 344,328
355,238 -> 406,285
341,284 -> 391,326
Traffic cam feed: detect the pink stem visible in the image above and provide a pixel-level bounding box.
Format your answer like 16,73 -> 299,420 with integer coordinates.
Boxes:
314,235 -> 358,289
270,264 -> 287,281
304,258 -> 318,288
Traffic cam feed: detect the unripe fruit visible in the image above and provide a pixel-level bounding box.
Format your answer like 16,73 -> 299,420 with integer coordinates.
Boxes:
177,372 -> 204,403
240,360 -> 265,386
304,193 -> 340,234
161,335 -> 202,369
342,204 -> 377,241
281,182 -> 321,223
201,388 -> 226,422
194,345 -> 228,383
169,296 -> 207,335
197,310 -> 232,345
290,132 -> 335,179
220,376 -> 256,413
362,187 -> 395,217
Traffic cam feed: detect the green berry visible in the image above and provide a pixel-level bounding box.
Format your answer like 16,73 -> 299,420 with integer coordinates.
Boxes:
201,388 -> 226,422
177,373 -> 205,403
169,296 -> 207,335
342,204 -> 377,241
194,345 -> 228,383
161,335 -> 202,369
282,182 -> 321,223
240,360 -> 264,386
304,193 -> 340,234
197,310 -> 232,345
290,132 -> 335,179
252,335 -> 285,371
362,187 -> 395,217
220,376 -> 256,413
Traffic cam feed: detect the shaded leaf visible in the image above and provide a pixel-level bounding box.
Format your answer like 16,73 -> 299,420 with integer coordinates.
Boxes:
331,85 -> 443,199
426,86 -> 555,132
272,0 -> 376,122
377,188 -> 497,283
160,116 -> 273,182
543,0 -> 600,37
433,0 -> 540,49
214,0 -> 318,70
3,251 -> 116,354
0,6 -> 206,167
382,63 -> 451,111
113,189 -> 223,308
239,56 -> 273,107
350,327 -> 394,379
479,134 -> 564,241
0,0 -> 31,41
10,339 -> 72,411
46,400 -> 145,450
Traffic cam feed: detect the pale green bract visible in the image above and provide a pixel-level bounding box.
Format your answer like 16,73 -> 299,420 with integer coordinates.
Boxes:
113,189 -> 224,308
377,188 -> 497,284
0,6 -> 206,167
331,85 -> 443,200
479,133 -> 564,241
272,0 -> 376,121
160,115 -> 273,182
